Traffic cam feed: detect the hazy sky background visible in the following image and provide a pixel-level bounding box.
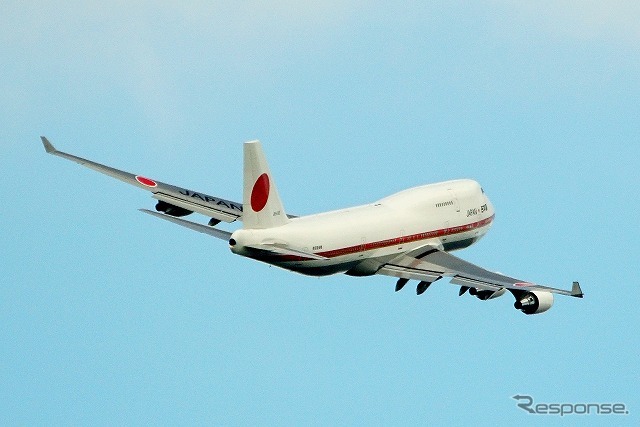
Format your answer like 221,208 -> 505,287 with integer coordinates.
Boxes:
1,1 -> 638,425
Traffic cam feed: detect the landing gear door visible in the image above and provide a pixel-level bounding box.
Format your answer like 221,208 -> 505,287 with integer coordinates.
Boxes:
448,189 -> 460,212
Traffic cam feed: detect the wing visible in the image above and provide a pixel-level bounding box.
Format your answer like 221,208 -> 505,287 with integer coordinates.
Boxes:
41,137 -> 243,223
378,244 -> 583,298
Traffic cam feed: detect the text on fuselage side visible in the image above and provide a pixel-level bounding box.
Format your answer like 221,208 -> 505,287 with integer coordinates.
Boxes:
467,204 -> 488,217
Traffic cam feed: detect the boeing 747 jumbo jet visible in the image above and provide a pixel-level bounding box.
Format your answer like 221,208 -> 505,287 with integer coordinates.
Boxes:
41,137 -> 582,315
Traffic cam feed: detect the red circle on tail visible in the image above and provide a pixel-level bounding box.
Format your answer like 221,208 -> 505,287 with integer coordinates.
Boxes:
251,173 -> 270,212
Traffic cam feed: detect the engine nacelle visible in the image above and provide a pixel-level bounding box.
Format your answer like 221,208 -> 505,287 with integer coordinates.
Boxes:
469,287 -> 506,300
514,291 -> 554,315
155,201 -> 193,217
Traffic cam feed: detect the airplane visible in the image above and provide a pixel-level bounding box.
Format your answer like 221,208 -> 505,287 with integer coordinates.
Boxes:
40,136 -> 583,315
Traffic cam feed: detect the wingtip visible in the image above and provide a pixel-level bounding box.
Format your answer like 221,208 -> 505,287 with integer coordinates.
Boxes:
40,136 -> 57,154
571,281 -> 584,298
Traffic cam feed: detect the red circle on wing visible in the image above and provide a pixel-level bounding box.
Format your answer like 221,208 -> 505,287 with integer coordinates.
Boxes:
135,176 -> 158,187
251,173 -> 270,212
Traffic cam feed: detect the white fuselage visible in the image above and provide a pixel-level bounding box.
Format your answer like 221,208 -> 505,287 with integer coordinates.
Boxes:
42,137 -> 581,316
230,179 -> 495,276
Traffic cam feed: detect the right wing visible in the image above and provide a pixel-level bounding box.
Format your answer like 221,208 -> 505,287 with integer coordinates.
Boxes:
41,137 -> 243,223
378,244 -> 583,298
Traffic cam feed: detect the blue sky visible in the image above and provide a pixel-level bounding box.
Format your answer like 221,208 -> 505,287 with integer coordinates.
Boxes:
1,1 -> 639,425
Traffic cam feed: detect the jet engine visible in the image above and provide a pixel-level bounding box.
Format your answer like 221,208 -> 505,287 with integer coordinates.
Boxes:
514,291 -> 554,315
469,287 -> 506,300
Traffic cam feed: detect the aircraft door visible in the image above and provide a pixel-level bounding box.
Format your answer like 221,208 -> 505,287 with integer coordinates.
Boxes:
448,189 -> 460,212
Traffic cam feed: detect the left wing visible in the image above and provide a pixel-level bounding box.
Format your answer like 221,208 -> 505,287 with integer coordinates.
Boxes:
41,137 -> 243,224
378,244 -> 583,298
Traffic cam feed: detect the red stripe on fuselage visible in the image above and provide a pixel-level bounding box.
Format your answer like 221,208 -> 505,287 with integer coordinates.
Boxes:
271,214 -> 495,262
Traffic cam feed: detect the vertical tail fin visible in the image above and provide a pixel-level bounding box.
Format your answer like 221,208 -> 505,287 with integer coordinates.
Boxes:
242,140 -> 290,229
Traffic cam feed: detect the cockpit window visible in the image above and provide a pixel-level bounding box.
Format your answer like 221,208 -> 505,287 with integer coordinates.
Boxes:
481,187 -> 485,194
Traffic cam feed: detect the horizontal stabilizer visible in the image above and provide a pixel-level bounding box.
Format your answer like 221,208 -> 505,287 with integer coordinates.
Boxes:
139,209 -> 232,240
